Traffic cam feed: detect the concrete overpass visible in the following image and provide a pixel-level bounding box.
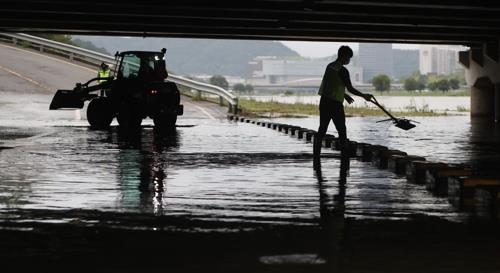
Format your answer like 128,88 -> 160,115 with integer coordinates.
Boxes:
0,1 -> 500,121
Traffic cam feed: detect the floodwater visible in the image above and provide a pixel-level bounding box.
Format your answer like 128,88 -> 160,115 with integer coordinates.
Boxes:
0,91 -> 467,222
1,91 -> 499,272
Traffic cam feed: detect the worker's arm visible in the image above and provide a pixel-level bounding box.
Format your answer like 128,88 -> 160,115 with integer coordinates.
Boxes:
339,68 -> 373,101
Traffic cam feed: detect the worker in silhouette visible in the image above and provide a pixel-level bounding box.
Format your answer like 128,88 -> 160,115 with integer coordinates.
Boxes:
97,62 -> 111,83
97,62 -> 111,96
314,46 -> 373,162
138,57 -> 155,81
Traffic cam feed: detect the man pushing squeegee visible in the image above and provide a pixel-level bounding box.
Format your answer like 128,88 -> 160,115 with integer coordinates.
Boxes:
314,45 -> 417,161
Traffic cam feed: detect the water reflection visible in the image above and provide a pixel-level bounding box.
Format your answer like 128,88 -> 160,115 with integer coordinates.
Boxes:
315,156 -> 350,272
469,117 -> 500,176
114,128 -> 179,215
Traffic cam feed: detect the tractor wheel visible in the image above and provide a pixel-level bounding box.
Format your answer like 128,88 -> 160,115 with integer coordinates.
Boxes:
153,114 -> 177,132
116,103 -> 143,130
87,97 -> 114,129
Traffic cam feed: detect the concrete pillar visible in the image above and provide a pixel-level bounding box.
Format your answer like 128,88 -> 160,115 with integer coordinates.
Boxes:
462,40 -> 500,122
471,76 -> 494,118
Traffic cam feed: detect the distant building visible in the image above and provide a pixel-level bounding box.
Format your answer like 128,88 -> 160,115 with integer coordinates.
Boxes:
358,43 -> 393,82
419,45 -> 461,75
246,56 -> 363,88
393,49 -> 419,80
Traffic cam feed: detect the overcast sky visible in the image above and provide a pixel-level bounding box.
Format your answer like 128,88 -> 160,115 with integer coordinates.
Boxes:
279,41 -> 420,58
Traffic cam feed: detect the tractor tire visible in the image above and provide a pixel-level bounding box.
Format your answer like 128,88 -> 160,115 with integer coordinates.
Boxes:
87,97 -> 114,129
116,102 -> 143,130
153,114 -> 177,132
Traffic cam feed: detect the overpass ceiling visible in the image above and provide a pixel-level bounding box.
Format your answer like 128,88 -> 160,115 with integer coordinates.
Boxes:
0,0 -> 499,46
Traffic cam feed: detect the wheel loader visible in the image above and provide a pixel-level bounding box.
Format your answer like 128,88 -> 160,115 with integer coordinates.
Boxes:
50,48 -> 183,130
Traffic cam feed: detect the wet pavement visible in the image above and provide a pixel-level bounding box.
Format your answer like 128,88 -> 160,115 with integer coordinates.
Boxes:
0,89 -> 467,223
2,92 -> 500,272
1,44 -> 500,272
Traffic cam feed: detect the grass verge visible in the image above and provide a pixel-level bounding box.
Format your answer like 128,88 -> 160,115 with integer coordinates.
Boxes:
238,98 -> 448,118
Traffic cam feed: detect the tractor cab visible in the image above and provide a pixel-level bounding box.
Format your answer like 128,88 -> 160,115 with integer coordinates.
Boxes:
115,49 -> 168,82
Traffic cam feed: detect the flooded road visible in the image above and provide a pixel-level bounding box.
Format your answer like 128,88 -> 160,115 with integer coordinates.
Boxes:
0,88 -> 468,223
1,44 -> 499,272
1,92 -> 499,272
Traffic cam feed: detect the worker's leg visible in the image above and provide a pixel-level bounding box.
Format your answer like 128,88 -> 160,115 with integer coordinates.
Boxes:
331,101 -> 347,151
314,97 -> 334,159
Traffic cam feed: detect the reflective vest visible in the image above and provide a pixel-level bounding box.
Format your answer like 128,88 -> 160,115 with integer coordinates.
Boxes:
318,62 -> 345,102
98,69 -> 110,83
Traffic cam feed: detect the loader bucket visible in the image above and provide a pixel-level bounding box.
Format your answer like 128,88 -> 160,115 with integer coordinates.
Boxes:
49,90 -> 84,110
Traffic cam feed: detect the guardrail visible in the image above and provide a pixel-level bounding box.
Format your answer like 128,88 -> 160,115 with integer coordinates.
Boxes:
0,32 -> 238,113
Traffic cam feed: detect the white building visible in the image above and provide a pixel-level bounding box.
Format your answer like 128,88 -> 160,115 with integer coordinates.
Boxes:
247,56 -> 363,87
419,45 -> 462,75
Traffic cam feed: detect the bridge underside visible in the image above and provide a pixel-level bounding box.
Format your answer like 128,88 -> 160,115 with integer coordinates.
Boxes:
0,1 -> 499,46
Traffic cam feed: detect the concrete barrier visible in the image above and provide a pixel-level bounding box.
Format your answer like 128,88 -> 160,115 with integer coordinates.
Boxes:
474,187 -> 500,220
448,177 -> 500,211
288,126 -> 302,136
388,155 -> 426,175
372,149 -> 407,169
296,128 -> 308,139
277,124 -> 287,132
406,161 -> 448,184
356,144 -> 388,162
321,134 -> 336,148
355,143 -> 371,158
342,140 -> 358,157
332,138 -> 346,151
280,125 -> 291,134
425,166 -> 472,196
305,130 -> 316,142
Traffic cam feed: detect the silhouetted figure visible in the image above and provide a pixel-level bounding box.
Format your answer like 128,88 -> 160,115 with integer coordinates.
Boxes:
138,57 -> 156,82
97,62 -> 111,83
97,62 -> 111,96
314,46 -> 373,162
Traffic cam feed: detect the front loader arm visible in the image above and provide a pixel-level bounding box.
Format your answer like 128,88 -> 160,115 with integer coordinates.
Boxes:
49,77 -> 113,110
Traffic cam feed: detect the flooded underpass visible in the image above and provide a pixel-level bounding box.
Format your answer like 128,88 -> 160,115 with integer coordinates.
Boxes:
1,91 -> 500,272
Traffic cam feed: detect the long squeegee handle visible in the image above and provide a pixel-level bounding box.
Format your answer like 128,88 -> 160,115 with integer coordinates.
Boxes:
369,97 -> 397,120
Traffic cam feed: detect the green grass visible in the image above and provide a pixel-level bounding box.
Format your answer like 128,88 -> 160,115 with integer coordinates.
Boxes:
238,98 -> 447,117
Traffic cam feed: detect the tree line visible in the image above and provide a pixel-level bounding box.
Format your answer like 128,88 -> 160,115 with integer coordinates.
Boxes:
371,71 -> 465,92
